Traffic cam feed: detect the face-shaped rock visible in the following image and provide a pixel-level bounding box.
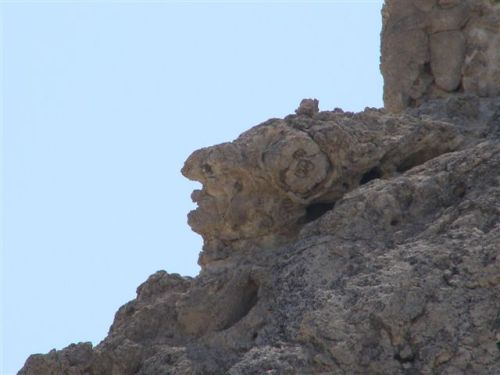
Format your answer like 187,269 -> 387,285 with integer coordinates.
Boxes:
182,106 -> 464,267
181,121 -> 333,262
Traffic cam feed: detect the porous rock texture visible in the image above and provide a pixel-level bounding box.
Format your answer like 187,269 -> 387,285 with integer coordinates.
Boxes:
19,95 -> 500,375
19,5 -> 500,375
381,0 -> 500,112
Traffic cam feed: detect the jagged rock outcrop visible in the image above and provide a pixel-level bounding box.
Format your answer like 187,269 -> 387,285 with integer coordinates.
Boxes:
181,104 -> 463,267
19,2 -> 500,375
19,95 -> 500,375
381,0 -> 500,112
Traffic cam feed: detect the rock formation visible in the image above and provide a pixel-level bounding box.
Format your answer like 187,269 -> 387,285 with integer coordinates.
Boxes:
381,0 -> 500,112
19,2 -> 500,375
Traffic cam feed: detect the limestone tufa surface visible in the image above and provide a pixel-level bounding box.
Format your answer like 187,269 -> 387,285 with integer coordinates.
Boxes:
18,1 -> 500,374
18,95 -> 500,375
381,0 -> 500,112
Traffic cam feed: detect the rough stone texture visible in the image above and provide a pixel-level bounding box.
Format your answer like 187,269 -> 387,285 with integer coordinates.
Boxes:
19,2 -> 500,375
295,98 -> 320,117
430,30 -> 465,91
381,0 -> 500,112
19,95 -> 500,375
181,104 -> 463,267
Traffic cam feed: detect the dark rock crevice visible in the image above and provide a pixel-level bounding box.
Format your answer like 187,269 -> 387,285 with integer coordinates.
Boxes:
360,166 -> 383,185
221,279 -> 260,331
303,202 -> 336,224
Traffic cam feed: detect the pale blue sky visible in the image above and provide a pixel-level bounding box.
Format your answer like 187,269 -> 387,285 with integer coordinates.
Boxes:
1,1 -> 383,373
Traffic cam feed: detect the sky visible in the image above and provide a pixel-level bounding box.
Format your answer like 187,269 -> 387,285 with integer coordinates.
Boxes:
1,1 -> 384,373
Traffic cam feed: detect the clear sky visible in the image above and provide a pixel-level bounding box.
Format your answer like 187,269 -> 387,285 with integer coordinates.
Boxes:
1,1 -> 383,373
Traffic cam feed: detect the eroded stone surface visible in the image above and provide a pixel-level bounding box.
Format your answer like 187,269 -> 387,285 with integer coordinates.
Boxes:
430,31 -> 465,91
382,0 -> 500,112
18,96 -> 500,375
18,1 -> 500,374
181,106 -> 463,267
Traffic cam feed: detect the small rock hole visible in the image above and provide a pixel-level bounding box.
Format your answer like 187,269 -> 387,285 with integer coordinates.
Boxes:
234,181 -> 243,193
201,163 -> 213,175
304,202 -> 336,223
360,167 -> 382,185
423,62 -> 432,75
390,219 -> 399,226
393,353 -> 415,364
453,184 -> 466,198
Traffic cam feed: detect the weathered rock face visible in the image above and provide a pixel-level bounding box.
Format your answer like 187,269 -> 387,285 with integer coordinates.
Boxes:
381,0 -> 500,112
19,2 -> 500,375
19,95 -> 500,375
182,103 -> 463,267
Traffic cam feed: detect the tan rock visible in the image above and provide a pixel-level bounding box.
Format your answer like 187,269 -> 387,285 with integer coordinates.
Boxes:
295,98 -> 319,117
181,102 -> 463,266
382,0 -> 500,111
438,0 -> 463,9
17,2 -> 500,374
430,4 -> 469,32
414,0 -> 436,12
430,31 -> 465,91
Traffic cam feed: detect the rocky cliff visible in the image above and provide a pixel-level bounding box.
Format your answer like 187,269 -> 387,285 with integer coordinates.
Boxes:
19,2 -> 500,375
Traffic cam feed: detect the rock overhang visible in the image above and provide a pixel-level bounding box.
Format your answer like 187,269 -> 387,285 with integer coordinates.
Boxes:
181,103 -> 465,267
